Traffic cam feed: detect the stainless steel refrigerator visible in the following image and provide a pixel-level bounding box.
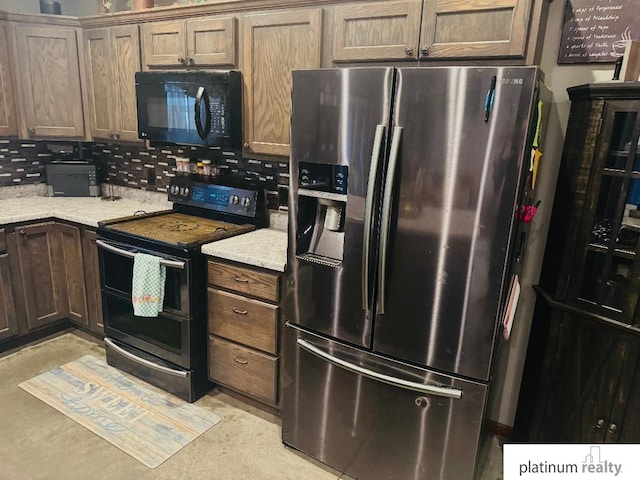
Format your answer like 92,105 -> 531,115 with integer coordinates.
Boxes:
282,67 -> 547,480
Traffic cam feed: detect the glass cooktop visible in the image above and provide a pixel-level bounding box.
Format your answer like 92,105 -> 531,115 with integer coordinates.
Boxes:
102,212 -> 255,249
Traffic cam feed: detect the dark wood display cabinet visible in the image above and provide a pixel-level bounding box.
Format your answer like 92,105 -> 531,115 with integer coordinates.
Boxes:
515,82 -> 640,443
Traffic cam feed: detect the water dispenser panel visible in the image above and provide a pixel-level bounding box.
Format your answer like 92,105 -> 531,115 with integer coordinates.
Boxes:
299,162 -> 348,195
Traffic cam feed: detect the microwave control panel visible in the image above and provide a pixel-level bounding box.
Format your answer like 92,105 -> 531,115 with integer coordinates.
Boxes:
168,177 -> 257,219
210,102 -> 227,136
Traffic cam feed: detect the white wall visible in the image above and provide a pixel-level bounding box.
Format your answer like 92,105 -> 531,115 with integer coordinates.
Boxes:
1,0 -> 97,16
0,0 -> 179,15
486,0 -> 627,428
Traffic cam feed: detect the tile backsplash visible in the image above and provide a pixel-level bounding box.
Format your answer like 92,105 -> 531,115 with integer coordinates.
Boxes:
0,139 -> 290,192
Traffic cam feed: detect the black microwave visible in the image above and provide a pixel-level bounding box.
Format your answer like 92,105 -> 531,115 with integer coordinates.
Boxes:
135,70 -> 242,147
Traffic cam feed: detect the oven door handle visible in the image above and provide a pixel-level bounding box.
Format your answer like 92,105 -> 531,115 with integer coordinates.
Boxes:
96,239 -> 186,270
105,338 -> 189,378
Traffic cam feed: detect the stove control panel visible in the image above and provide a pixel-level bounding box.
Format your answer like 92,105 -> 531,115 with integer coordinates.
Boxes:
168,177 -> 258,218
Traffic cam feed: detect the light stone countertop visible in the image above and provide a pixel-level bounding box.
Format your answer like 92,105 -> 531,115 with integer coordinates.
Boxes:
201,228 -> 288,272
0,196 -> 172,227
0,184 -> 288,271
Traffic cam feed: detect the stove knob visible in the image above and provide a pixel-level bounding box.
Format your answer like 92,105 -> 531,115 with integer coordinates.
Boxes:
241,197 -> 252,207
170,185 -> 180,195
230,195 -> 240,205
183,187 -> 190,197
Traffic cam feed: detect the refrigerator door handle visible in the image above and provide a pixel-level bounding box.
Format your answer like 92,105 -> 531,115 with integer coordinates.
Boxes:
296,337 -> 463,399
362,124 -> 386,310
378,126 -> 403,315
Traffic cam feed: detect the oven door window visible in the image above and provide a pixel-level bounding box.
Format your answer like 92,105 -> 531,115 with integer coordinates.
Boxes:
103,294 -> 189,367
99,243 -> 189,318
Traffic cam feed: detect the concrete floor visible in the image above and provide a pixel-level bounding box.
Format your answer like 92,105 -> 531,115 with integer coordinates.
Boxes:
0,331 -> 504,480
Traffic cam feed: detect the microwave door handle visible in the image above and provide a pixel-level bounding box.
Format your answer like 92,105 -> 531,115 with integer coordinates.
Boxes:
194,86 -> 211,140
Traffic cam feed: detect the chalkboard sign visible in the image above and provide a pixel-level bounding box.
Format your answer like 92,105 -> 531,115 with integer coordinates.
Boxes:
558,0 -> 639,64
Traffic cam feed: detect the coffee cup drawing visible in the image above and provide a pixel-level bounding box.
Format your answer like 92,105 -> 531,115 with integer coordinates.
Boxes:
611,27 -> 633,57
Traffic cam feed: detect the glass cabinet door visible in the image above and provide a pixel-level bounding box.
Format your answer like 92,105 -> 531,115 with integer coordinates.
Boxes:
574,100 -> 640,324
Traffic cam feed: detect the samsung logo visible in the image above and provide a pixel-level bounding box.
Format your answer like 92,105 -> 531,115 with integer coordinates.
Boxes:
500,78 -> 524,85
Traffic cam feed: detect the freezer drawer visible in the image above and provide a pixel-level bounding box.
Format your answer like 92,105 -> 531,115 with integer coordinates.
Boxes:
282,325 -> 487,480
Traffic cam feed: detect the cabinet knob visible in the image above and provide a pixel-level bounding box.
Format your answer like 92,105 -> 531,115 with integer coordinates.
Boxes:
608,423 -> 618,434
186,56 -> 194,65
405,45 -> 414,56
233,356 -> 249,365
19,229 -> 26,235
594,418 -> 605,429
27,127 -> 35,135
421,45 -> 430,57
108,132 -> 113,138
178,56 -> 186,64
243,142 -> 251,151
113,132 -> 120,140
232,307 -> 248,315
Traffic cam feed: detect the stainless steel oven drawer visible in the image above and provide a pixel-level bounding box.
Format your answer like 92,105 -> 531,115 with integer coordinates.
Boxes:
105,337 -> 197,402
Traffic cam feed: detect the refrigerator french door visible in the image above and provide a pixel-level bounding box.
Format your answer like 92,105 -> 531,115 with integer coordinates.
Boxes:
283,67 -> 543,479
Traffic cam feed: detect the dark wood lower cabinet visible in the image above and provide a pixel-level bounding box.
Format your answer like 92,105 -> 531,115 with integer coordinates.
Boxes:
530,311 -> 640,443
59,223 -> 89,327
0,252 -> 18,341
1,221 -> 104,343
12,221 -> 67,330
81,228 -> 104,335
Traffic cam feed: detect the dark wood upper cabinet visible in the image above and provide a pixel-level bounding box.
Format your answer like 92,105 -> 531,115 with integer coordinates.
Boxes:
0,22 -> 17,137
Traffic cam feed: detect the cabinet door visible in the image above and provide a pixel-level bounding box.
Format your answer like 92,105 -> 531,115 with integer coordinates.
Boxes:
242,9 -> 322,157
59,223 -> 88,327
0,252 -> 18,341
332,1 -> 422,61
14,222 -> 67,330
533,315 -> 625,443
84,28 -> 115,140
81,228 -> 104,335
420,0 -> 531,59
111,25 -> 141,142
570,100 -> 640,325
0,23 -> 17,137
13,25 -> 85,138
186,16 -> 236,67
141,20 -> 186,68
607,338 -> 640,442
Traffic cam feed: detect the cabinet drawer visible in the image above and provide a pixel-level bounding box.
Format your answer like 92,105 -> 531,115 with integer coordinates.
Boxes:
208,288 -> 278,354
208,336 -> 278,404
207,261 -> 279,302
0,229 -> 5,253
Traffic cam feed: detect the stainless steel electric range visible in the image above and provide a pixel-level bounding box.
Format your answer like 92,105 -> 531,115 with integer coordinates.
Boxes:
96,177 -> 264,402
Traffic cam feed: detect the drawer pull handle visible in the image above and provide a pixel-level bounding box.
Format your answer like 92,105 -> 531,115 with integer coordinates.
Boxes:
234,276 -> 249,283
234,356 -> 249,364
232,307 -> 248,315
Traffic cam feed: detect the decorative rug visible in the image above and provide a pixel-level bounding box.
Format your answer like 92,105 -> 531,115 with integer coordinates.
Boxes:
19,355 -> 220,468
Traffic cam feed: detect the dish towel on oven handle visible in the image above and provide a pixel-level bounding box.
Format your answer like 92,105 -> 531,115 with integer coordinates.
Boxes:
131,252 -> 166,317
